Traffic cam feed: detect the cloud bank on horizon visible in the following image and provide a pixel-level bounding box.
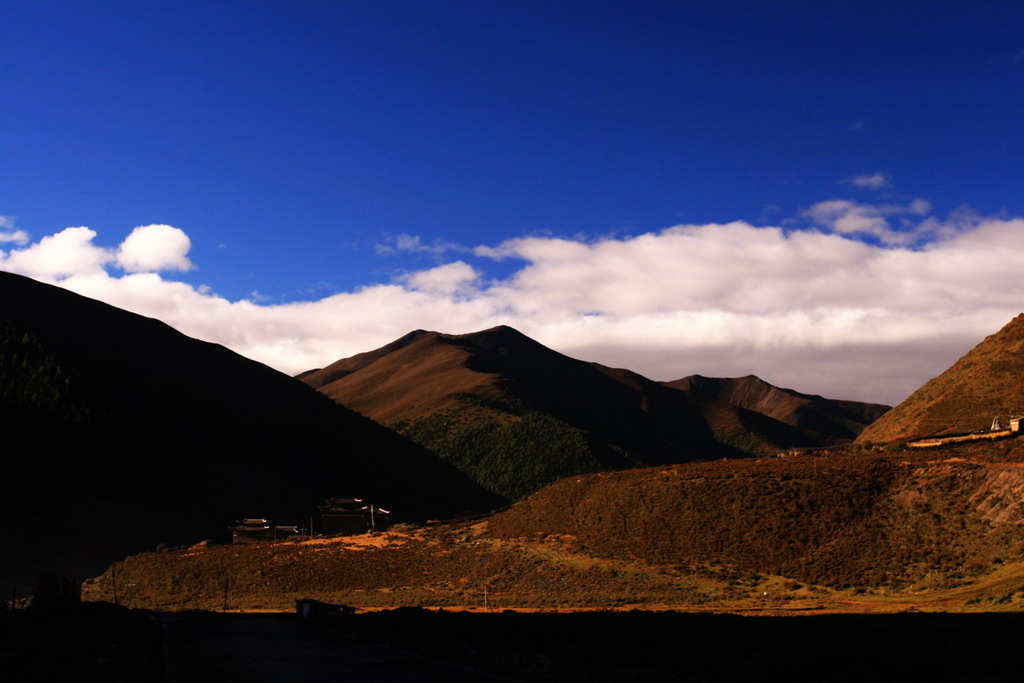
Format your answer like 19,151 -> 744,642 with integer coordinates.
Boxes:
2,198 -> 1022,406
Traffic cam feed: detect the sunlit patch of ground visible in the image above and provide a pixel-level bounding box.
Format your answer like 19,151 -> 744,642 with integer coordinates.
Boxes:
297,530 -> 424,551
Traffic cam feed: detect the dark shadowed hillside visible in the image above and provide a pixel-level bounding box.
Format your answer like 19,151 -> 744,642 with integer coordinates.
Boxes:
0,272 -> 501,585
669,374 -> 889,445
858,313 -> 1024,443
302,327 -> 888,499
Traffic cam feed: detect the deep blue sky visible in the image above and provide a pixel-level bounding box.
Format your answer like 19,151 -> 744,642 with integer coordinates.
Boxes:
3,0 -> 1024,301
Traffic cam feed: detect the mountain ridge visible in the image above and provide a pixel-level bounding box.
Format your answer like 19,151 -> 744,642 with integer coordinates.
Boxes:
668,374 -> 889,442
302,326 -> 889,498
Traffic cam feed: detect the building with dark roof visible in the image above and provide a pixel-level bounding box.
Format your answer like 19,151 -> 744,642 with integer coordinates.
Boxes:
230,518 -> 301,544
317,497 -> 390,535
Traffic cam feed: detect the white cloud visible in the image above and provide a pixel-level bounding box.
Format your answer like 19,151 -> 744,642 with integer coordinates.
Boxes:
3,204 -> 1024,406
0,226 -> 110,278
0,230 -> 29,246
116,224 -> 194,273
845,172 -> 891,190
401,261 -> 480,295
395,234 -> 429,252
0,216 -> 30,246
377,233 -> 465,256
803,198 -> 938,246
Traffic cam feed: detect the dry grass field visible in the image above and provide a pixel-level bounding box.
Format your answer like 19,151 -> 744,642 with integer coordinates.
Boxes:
84,440 -> 1024,616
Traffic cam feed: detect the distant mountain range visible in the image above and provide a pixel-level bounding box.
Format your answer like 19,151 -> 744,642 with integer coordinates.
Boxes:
671,374 -> 889,448
86,312 -> 1024,615
859,313 -> 1024,443
0,272 -> 500,584
301,326 -> 889,499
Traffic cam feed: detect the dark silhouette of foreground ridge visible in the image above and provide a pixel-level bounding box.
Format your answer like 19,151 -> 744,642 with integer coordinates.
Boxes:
329,609 -> 1024,682
302,325 -> 889,498
0,271 -> 501,585
5,607 -> 1022,681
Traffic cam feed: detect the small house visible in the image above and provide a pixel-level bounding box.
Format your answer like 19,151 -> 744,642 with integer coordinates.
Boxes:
230,518 -> 302,544
230,517 -> 272,544
317,497 -> 391,535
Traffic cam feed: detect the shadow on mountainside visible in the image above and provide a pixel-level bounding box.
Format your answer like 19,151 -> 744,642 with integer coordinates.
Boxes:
0,272 -> 502,587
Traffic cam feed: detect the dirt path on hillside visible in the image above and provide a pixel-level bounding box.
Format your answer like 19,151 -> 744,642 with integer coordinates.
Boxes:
158,612 -> 514,682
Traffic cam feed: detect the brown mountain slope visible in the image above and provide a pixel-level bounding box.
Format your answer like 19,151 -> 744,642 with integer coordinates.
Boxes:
307,325 -> 725,453
303,326 -> 724,498
487,440 -> 1024,589
0,272 -> 501,585
89,439 -> 1024,615
669,374 -> 889,444
305,326 -> 715,450
858,313 -> 1024,443
302,329 -> 510,424
302,327 -> 889,499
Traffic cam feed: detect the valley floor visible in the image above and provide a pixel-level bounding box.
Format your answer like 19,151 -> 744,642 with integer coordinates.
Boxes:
81,527 -> 1024,616
47,444 -> 1024,679
81,446 -> 1024,617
